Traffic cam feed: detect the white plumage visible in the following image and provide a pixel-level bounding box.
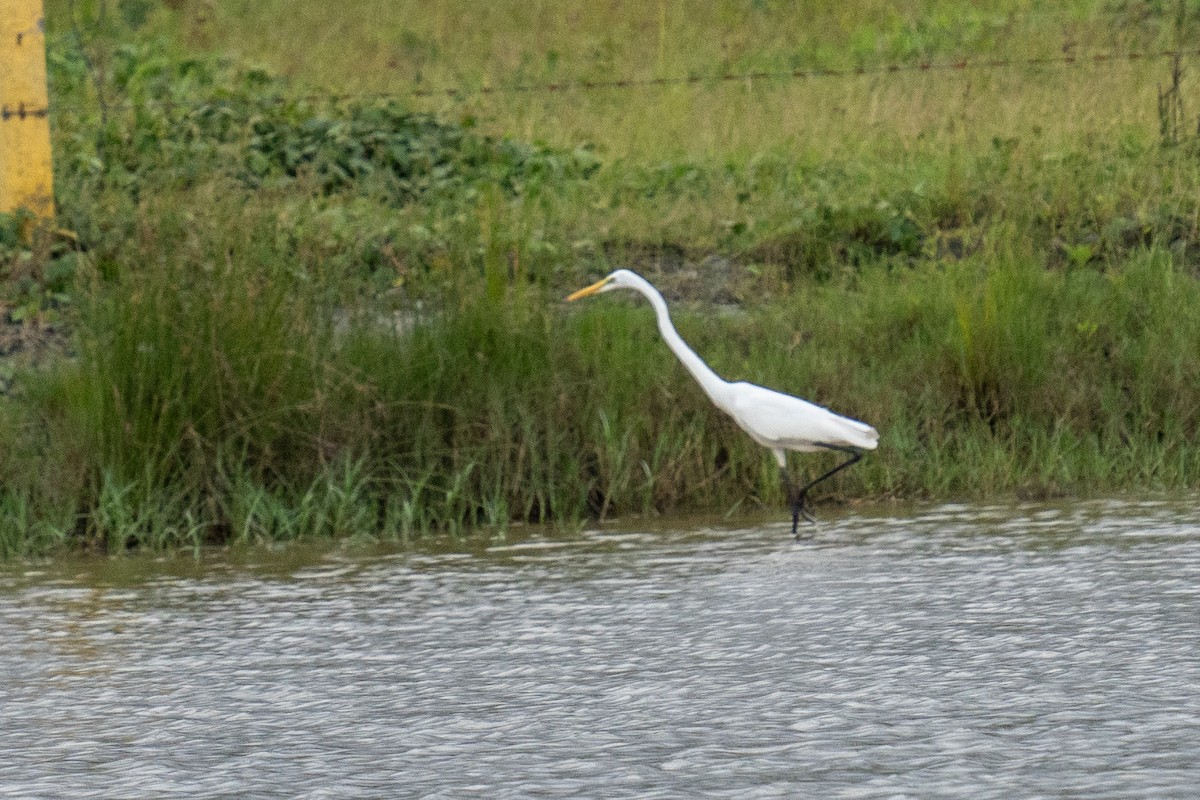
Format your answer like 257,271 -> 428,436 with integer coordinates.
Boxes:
727,381 -> 879,460
568,268 -> 878,536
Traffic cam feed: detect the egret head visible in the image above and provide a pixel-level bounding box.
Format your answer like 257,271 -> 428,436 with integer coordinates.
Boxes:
565,269 -> 641,301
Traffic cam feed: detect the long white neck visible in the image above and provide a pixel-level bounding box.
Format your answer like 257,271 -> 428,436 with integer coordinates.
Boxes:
625,274 -> 733,409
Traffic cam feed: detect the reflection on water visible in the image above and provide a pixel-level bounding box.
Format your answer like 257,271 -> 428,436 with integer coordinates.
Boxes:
2,500 -> 1200,798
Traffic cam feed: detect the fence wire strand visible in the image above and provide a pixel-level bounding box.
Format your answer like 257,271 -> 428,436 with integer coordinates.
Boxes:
46,47 -> 1200,117
413,48 -> 1200,98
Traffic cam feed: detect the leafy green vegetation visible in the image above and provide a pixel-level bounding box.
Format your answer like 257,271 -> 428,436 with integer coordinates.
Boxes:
50,39 -> 598,201
2,1 -> 1200,556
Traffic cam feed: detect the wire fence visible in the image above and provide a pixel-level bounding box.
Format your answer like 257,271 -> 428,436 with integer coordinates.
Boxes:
411,48 -> 1200,98
43,46 -> 1200,117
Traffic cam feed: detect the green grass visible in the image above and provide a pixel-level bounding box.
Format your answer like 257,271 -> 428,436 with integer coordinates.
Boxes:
1,1 -> 1199,556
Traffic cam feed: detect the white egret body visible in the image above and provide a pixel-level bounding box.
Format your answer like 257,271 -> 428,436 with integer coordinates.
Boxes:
567,269 -> 878,535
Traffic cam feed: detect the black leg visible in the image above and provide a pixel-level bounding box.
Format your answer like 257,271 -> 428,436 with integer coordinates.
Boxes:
786,445 -> 863,540
780,467 -> 803,538
780,466 -> 817,539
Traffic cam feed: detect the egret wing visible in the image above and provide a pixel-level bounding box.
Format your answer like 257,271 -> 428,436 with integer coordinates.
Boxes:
727,382 -> 878,451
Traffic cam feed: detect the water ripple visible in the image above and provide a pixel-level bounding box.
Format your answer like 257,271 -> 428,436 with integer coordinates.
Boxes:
2,499 -> 1199,798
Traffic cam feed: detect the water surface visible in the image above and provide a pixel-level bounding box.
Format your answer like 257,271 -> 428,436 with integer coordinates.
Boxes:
2,500 -> 1199,798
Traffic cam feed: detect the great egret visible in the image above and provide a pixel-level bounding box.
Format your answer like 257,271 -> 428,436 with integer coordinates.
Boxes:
567,269 -> 878,538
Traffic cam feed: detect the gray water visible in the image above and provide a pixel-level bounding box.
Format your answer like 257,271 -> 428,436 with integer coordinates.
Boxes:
2,500 -> 1200,799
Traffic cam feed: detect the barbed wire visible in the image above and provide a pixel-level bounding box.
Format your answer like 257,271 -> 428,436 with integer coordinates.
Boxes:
46,47 -> 1199,116
410,48 -> 1200,98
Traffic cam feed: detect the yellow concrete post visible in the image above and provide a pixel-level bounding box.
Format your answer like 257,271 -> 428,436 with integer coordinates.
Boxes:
0,0 -> 55,219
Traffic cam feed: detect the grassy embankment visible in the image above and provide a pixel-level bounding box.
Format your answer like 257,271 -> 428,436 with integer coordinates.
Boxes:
2,1 -> 1200,556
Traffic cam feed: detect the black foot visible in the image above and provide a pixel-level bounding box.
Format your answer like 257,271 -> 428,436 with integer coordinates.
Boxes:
785,445 -> 864,541
791,491 -> 818,540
